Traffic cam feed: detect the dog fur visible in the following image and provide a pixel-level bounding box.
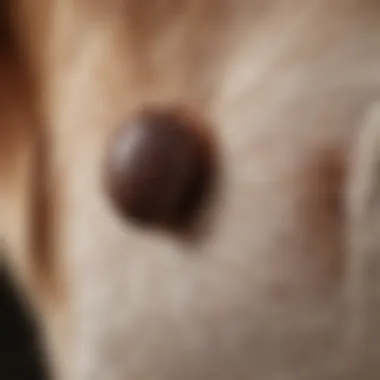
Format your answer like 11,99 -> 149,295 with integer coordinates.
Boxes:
2,1 -> 380,379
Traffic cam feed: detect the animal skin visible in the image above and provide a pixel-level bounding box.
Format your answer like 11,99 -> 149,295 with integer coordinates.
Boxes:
1,1 -> 380,379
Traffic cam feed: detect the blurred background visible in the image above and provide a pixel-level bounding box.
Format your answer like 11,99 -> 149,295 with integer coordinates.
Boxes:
0,267 -> 47,380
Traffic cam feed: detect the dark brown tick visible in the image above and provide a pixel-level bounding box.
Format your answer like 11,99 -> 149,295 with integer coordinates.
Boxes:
104,106 -> 218,232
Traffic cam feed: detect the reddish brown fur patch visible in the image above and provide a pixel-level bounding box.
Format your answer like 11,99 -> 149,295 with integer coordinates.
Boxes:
297,148 -> 347,280
0,39 -> 60,307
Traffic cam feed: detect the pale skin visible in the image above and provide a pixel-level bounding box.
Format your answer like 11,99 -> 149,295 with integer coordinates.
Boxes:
1,1 -> 380,379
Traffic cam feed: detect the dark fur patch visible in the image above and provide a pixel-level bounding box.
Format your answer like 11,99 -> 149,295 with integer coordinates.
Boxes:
0,0 -> 14,56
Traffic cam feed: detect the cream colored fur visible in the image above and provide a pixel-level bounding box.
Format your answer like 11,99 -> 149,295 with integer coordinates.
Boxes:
2,1 -> 380,379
